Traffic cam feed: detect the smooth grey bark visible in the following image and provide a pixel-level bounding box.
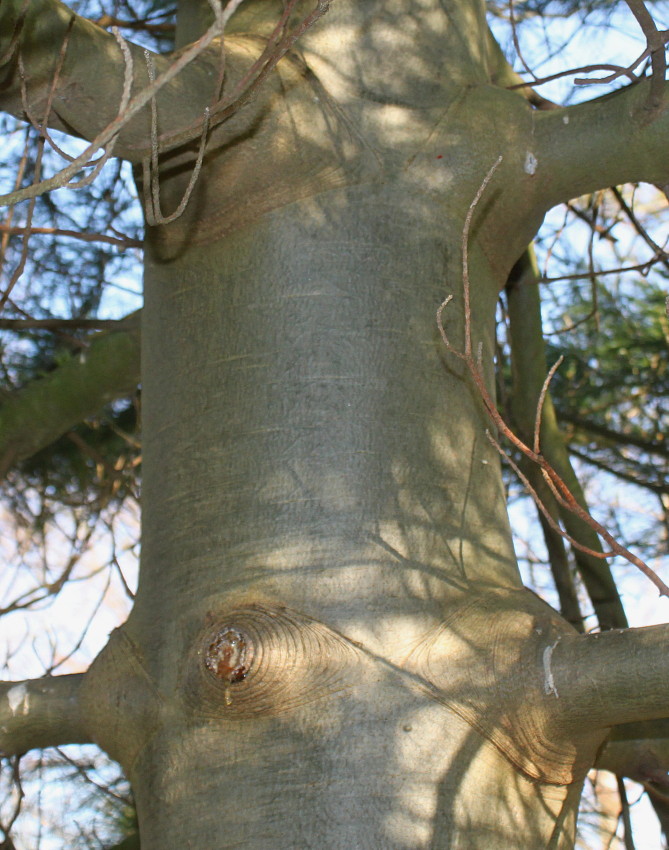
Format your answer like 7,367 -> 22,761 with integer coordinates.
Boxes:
2,0 -> 669,848
534,80 -> 669,208
0,675 -> 89,754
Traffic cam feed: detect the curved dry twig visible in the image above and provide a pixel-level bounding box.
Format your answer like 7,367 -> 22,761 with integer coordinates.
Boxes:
0,223 -> 141,248
533,355 -> 563,455
486,430 -> 616,560
142,49 -> 211,225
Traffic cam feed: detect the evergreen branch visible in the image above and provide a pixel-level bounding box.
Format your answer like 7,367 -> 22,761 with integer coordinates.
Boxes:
0,316 -> 140,475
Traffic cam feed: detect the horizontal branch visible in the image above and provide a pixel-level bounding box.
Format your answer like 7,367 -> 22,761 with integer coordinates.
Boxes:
552,624 -> 669,733
0,674 -> 90,755
534,79 -> 669,211
0,314 -> 140,474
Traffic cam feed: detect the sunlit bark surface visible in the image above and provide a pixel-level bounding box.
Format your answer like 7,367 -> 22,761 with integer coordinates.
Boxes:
1,0 -> 669,847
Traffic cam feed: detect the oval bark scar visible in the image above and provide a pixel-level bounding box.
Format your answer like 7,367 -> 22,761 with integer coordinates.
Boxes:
204,628 -> 252,683
188,604 -> 366,719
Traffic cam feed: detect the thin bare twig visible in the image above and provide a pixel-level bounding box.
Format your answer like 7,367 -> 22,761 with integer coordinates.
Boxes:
533,356 -> 563,455
611,186 -> 669,272
16,15 -> 123,179
1,95 -> 46,311
0,224 -> 141,248
486,430 -> 616,559
0,755 -> 24,839
142,51 -> 211,225
462,157 -> 503,357
509,62 -> 638,92
539,255 -> 663,284
1,21 -> 79,309
0,126 -> 31,278
200,0 -> 331,135
508,0 -> 538,82
1,0 -> 331,217
544,309 -> 597,336
506,11 -> 668,94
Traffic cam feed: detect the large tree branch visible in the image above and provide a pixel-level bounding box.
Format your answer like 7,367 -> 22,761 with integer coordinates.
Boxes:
534,80 -> 669,209
0,674 -> 90,755
553,624 -> 669,732
0,316 -> 140,475
599,719 -> 669,774
0,0 -> 194,159
0,0 -> 274,166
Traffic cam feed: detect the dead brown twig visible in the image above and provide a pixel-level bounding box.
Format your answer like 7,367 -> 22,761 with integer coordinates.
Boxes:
437,156 -> 669,598
0,224 -> 141,248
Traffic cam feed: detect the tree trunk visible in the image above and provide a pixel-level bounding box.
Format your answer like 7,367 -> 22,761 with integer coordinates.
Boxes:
2,0 -> 669,847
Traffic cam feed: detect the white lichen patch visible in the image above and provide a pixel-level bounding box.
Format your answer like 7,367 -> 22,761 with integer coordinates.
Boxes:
542,640 -> 560,698
7,682 -> 29,716
524,152 -> 538,175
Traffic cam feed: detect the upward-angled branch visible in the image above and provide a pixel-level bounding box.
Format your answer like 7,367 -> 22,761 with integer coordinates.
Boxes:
0,315 -> 140,476
0,0 -> 332,207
